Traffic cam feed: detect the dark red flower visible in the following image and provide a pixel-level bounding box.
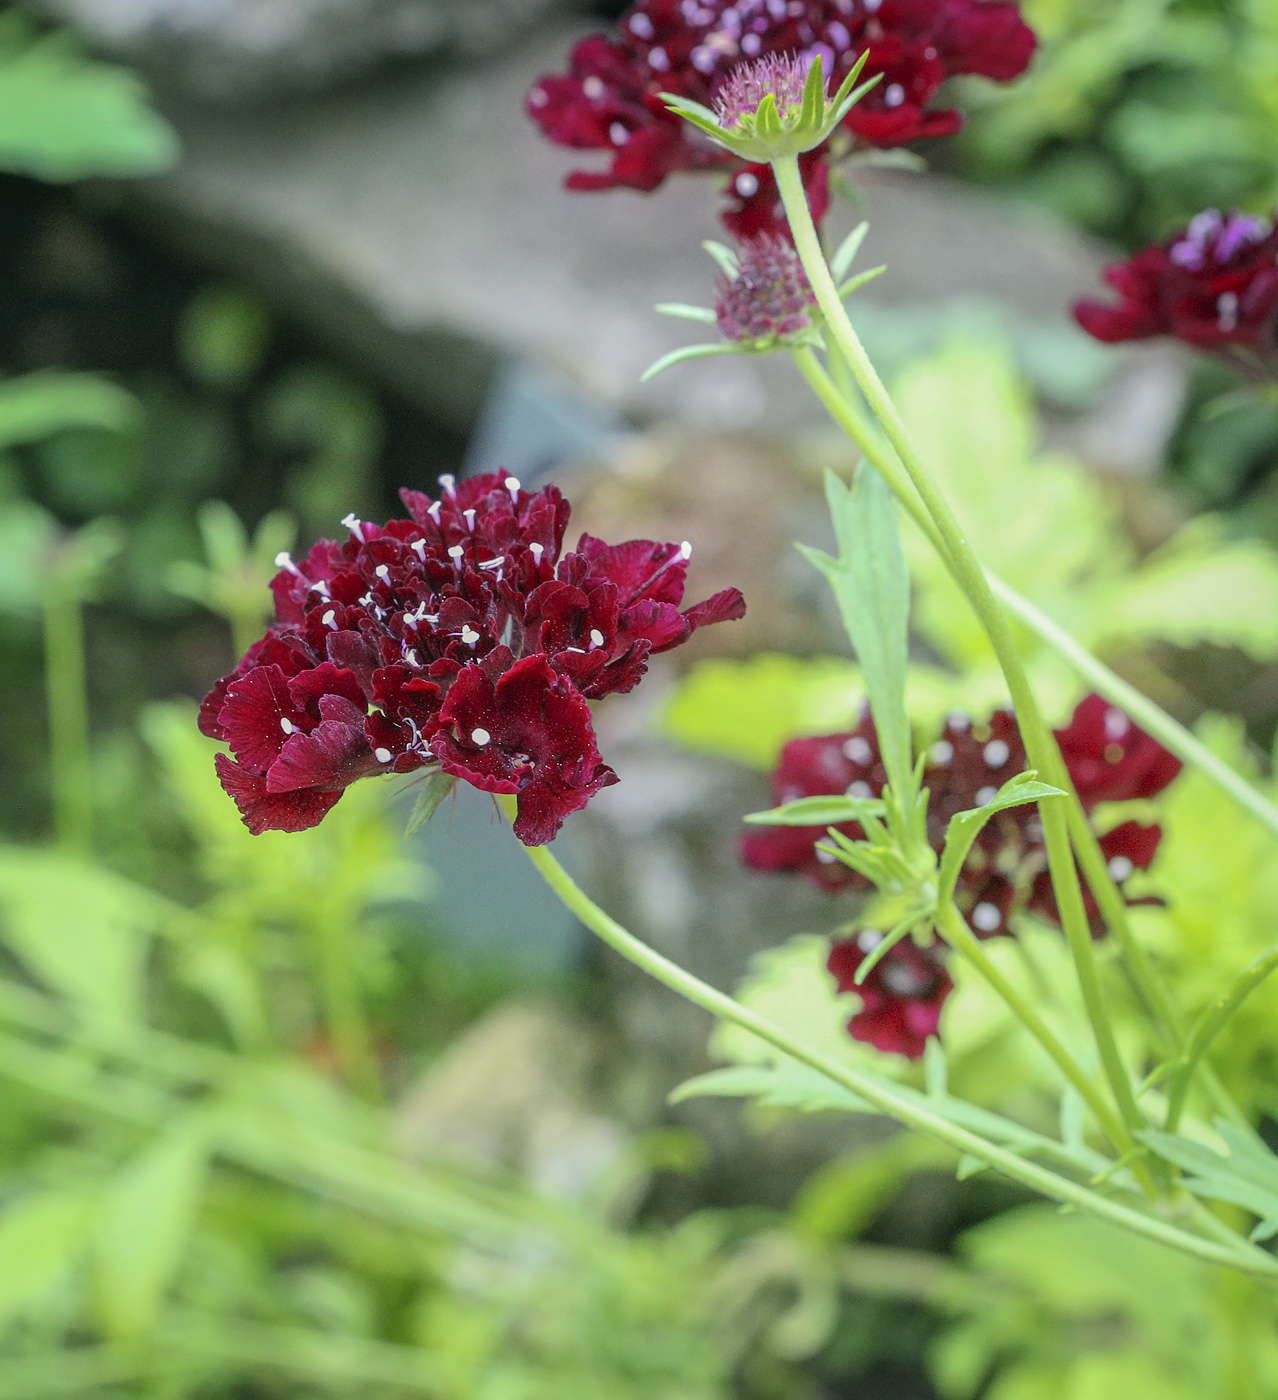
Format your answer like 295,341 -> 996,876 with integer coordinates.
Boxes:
715,232 -> 818,344
720,151 -> 831,241
828,932 -> 952,1058
202,472 -> 745,844
1074,209 -> 1278,358
742,695 -> 1179,942
528,1 -> 1035,234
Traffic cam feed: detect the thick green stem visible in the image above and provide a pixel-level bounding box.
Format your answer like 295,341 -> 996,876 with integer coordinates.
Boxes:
775,164 -> 1145,1150
43,588 -> 93,855
502,809 -> 1274,1276
933,902 -> 1128,1152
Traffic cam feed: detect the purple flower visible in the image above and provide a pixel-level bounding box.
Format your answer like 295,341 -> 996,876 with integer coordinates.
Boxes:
202,472 -> 745,844
527,1 -> 1036,237
1074,209 -> 1278,358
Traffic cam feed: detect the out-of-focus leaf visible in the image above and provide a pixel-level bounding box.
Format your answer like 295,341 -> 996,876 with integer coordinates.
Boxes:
938,775 -> 1065,905
0,848 -> 173,1020
671,1063 -> 870,1114
1143,1124 -> 1278,1239
93,1115 -> 210,1337
404,772 -> 457,836
0,498 -> 58,616
178,287 -> 272,391
0,1188 -> 95,1328
0,372 -> 139,449
0,14 -> 178,180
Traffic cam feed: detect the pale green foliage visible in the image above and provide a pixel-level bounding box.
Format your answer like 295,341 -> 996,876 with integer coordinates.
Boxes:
933,1206 -> 1278,1399
662,339 -> 1278,762
0,9 -> 177,180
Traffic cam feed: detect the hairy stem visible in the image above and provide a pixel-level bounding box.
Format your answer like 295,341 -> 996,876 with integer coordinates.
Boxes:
775,168 -> 1145,1151
503,809 -> 1274,1276
43,588 -> 93,855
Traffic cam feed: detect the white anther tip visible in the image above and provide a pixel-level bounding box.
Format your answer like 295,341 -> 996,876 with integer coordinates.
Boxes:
374,747 -> 393,764
471,728 -> 491,747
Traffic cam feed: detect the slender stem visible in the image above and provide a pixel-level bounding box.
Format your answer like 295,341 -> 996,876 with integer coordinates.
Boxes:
313,913 -> 381,1100
505,814 -> 1275,1276
792,345 -> 1257,1136
43,587 -> 93,854
775,170 -> 1145,1150
934,902 -> 1128,1152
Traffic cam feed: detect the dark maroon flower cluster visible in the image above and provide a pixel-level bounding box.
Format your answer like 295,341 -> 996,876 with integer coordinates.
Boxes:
200,472 -> 745,846
528,0 -> 1036,239
827,933 -> 951,1058
742,694 -> 1181,1056
716,233 -> 818,342
1074,209 -> 1278,359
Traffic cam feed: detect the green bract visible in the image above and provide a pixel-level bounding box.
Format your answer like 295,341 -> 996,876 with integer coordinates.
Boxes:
660,51 -> 878,163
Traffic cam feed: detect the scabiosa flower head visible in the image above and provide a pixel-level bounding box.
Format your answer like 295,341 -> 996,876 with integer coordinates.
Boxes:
528,1 -> 1036,237
715,233 -> 818,346
712,51 -> 818,129
742,695 -> 1180,942
828,931 -> 952,1058
1074,208 -> 1278,360
200,471 -> 745,846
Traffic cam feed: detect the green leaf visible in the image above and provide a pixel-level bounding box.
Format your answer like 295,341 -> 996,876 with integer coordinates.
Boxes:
837,265 -> 887,299
0,848 -> 173,1020
404,772 -> 457,836
0,16 -> 179,180
640,342 -> 739,382
0,371 -> 140,449
701,240 -> 740,276
93,1115 -> 210,1337
0,499 -> 58,616
829,220 -> 870,282
799,466 -> 913,797
660,653 -> 861,769
744,794 -> 884,827
671,1063 -> 870,1114
937,774 -> 1065,906
1143,1124 -> 1278,1240
0,1188 -> 95,1328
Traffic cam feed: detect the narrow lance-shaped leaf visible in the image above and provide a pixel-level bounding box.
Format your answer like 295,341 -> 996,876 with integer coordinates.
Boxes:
404,771 -> 457,837
936,773 -> 1065,906
830,220 -> 870,283
641,343 -> 739,382
798,466 -> 913,799
744,793 -> 885,827
1143,1124 -> 1278,1241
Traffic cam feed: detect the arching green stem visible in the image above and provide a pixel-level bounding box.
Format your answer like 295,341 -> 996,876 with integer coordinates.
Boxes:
774,161 -> 1145,1150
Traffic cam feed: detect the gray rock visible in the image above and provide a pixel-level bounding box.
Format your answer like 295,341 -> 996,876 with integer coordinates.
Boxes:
118,20 -> 1181,458
32,0 -> 567,103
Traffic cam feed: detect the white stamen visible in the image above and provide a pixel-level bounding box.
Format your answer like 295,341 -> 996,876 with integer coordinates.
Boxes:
478,557 -> 504,570
448,545 -> 465,561
460,625 -> 480,646
322,610 -> 336,627
814,845 -> 838,864
857,928 -> 883,952
404,648 -> 420,667
504,476 -> 521,499
530,542 -> 545,562
341,513 -> 365,541
582,75 -> 605,99
843,736 -> 873,764
411,539 -> 427,559
280,718 -> 295,735
972,902 -> 1001,933
1108,855 -> 1135,883
884,82 -> 905,108
375,564 -> 390,580
609,121 -> 630,145
438,474 -> 456,496
947,710 -> 970,732
1104,708 -> 1131,741
735,171 -> 760,197
984,740 -> 1011,768
471,728 -> 491,747
274,551 -> 295,571
589,628 -> 606,648
976,785 -> 998,806
427,501 -> 442,525
463,509 -> 476,530
930,740 -> 954,765
679,541 -> 693,560
374,747 -> 393,764
847,780 -> 873,800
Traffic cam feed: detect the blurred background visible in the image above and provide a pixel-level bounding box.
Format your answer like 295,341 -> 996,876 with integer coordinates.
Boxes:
6,1 -> 1278,1396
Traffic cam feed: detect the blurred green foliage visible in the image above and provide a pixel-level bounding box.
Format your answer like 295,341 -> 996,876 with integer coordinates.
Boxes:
956,0 -> 1278,245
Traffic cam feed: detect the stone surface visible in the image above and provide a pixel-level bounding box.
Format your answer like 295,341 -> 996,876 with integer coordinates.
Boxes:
33,0 -> 567,104
120,19 -> 1181,458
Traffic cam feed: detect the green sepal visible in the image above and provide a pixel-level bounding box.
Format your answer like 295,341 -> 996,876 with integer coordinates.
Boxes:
655,303 -> 717,324
641,342 -> 741,382
837,265 -> 887,299
851,917 -> 918,986
404,771 -> 457,836
701,240 -> 740,276
744,794 -> 885,827
937,772 -> 1065,908
830,220 -> 870,282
